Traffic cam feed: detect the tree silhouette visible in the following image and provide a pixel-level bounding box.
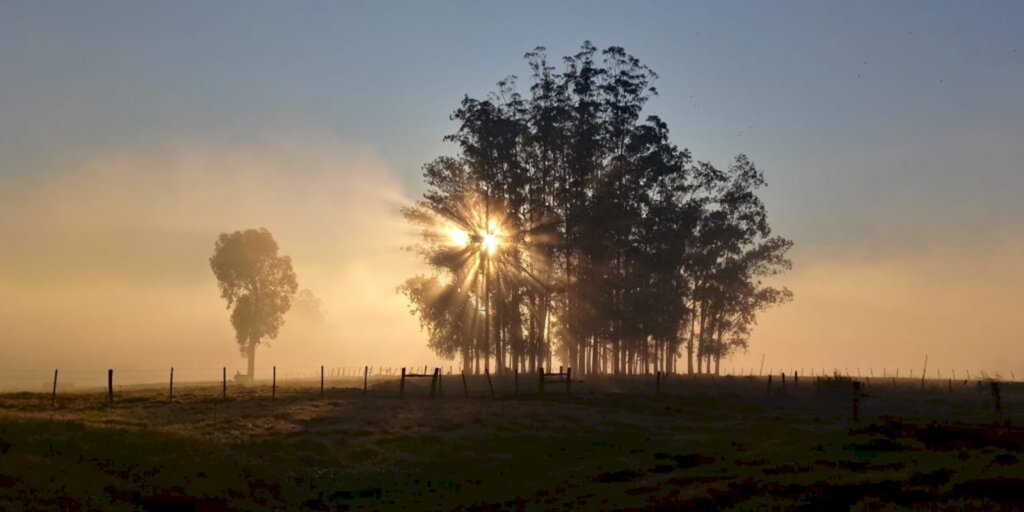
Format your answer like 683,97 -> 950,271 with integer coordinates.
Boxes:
403,42 -> 792,375
210,228 -> 298,381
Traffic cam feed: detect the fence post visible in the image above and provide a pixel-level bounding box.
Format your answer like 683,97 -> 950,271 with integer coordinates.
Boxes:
794,371 -> 798,386
400,367 -> 406,396
272,366 -> 276,399
437,368 -> 443,396
169,367 -> 174,402
538,367 -> 545,394
781,372 -> 786,394
222,367 -> 227,399
107,369 -> 113,402
767,374 -> 773,397
51,369 -> 58,406
656,370 -> 661,395
485,368 -> 495,399
566,368 -> 572,394
363,366 -> 368,394
431,368 -> 439,398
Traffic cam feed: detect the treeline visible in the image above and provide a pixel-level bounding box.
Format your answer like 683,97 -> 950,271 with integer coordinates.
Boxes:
402,42 -> 791,376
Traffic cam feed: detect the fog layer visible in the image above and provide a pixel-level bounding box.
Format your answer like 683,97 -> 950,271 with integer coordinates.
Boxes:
0,140 -> 439,388
1,139 -> 1021,389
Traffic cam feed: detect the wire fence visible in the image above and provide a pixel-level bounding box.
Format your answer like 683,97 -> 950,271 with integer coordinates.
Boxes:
0,365 -> 1018,393
0,365 -> 467,393
1,364 -> 1021,427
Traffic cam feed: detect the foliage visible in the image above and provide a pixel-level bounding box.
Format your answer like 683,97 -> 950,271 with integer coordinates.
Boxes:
402,43 -> 792,375
210,228 -> 298,377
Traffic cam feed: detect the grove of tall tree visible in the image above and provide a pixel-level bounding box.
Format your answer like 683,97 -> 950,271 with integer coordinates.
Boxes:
402,42 -> 792,376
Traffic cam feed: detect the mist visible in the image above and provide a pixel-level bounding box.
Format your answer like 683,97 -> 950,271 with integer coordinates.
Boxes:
2,138 -> 1022,389
731,231 -> 1024,379
0,138 -> 441,389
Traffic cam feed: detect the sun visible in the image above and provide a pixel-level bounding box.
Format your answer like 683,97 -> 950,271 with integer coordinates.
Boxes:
481,231 -> 500,255
448,226 -> 470,247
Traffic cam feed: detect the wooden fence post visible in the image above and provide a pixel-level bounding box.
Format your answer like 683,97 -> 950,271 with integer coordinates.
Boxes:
107,369 -> 113,402
437,368 -> 443,396
767,374 -> 773,396
656,371 -> 661,395
920,355 -> 928,390
566,368 -> 572,394
430,368 -> 439,398
51,369 -> 58,406
781,372 -> 786,394
794,371 -> 798,386
222,367 -> 227,399
462,370 -> 469,397
400,367 -> 406,396
363,366 -> 368,394
538,367 -> 545,394
272,366 -> 276,399
169,367 -> 174,402
485,368 -> 495,399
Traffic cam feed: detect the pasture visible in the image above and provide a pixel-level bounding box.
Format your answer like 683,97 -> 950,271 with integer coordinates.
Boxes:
1,374 -> 1022,510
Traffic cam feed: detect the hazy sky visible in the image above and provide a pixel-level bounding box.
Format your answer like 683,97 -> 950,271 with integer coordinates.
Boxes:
2,2 -> 1022,386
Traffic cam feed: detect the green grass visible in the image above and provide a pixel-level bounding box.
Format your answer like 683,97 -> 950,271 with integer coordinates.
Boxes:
1,376 -> 1021,510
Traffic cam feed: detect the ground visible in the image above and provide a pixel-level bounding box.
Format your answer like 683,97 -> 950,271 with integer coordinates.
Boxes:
1,374 -> 1022,510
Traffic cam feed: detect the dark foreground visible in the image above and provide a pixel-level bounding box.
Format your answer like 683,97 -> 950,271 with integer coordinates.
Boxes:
1,375 -> 1022,510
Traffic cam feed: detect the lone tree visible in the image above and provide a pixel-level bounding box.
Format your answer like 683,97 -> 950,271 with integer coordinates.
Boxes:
210,228 -> 298,381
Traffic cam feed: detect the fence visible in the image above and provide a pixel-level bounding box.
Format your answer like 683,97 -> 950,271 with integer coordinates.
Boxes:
3,365 -> 1020,426
5,364 -> 1015,393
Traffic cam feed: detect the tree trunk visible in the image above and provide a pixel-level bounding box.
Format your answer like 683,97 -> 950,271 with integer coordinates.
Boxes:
686,301 -> 697,374
246,336 -> 257,382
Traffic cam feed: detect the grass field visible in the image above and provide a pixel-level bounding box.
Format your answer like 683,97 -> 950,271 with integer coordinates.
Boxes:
1,374 -> 1022,510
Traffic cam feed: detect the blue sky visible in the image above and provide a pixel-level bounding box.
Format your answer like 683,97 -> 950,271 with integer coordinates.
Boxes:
2,1 -> 1023,376
3,1 -> 1023,248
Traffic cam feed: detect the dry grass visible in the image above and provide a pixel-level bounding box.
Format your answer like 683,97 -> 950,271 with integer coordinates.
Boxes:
1,375 -> 1022,510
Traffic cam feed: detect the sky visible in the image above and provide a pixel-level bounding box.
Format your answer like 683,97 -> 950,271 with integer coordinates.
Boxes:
1,1 -> 1023,387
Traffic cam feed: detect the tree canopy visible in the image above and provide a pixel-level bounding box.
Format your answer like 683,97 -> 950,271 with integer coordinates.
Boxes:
210,227 -> 299,380
402,42 -> 792,375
